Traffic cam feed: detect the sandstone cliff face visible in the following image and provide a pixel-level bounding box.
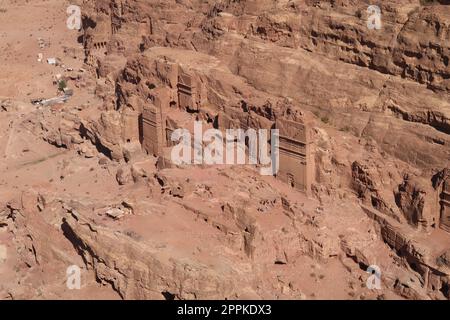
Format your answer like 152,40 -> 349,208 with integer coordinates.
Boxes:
62,210 -> 244,299
79,0 -> 450,169
67,0 -> 450,299
395,174 -> 439,230
1,0 -> 449,300
199,2 -> 450,168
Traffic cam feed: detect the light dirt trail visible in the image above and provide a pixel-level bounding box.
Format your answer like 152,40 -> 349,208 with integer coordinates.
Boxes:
3,119 -> 17,159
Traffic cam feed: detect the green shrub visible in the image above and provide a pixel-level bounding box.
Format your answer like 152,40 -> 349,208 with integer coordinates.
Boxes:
58,79 -> 67,91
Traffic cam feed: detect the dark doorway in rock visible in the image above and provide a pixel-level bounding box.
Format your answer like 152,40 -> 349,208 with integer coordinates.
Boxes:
287,173 -> 295,188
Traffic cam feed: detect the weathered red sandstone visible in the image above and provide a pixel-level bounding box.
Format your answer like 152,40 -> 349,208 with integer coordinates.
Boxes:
0,0 -> 449,300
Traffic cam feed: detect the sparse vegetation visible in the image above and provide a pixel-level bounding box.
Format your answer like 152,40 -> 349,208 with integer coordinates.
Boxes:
320,116 -> 330,124
58,79 -> 67,91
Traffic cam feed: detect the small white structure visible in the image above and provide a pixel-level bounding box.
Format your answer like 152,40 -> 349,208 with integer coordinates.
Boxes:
47,58 -> 57,65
